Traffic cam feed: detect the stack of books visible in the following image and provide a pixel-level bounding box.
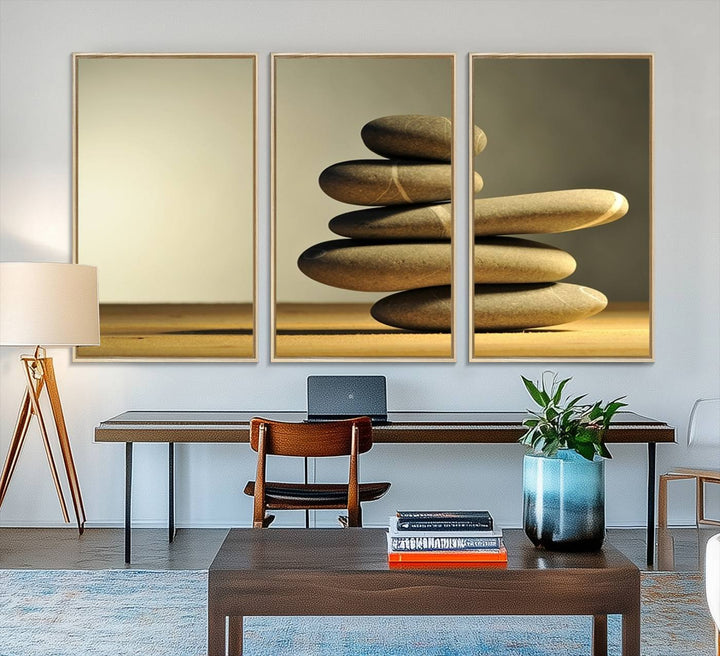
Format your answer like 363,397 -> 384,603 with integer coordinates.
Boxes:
387,510 -> 507,567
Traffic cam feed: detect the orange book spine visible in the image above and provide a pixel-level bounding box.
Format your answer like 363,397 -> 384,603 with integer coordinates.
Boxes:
389,560 -> 507,569
388,545 -> 507,563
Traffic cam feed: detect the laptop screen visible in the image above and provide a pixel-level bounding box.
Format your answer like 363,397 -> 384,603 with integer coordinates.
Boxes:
306,375 -> 387,422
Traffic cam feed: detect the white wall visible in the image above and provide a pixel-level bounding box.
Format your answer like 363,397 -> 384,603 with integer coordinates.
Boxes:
1,0 -> 718,530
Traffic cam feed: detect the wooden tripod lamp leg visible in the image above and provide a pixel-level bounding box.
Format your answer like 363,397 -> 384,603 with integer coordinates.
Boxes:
41,357 -> 86,533
20,356 -> 71,524
0,353 -> 86,534
0,389 -> 34,506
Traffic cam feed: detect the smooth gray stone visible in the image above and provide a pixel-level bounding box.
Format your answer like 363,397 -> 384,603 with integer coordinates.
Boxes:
361,115 -> 487,161
473,283 -> 608,330
474,189 -> 629,236
371,285 -> 453,331
319,159 -> 484,206
297,237 -> 575,292
329,203 -> 452,240
297,240 -> 452,291
474,237 -> 576,283
370,283 -> 608,332
329,189 -> 628,241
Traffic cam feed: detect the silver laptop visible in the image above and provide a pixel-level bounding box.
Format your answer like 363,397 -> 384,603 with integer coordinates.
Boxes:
306,375 -> 388,424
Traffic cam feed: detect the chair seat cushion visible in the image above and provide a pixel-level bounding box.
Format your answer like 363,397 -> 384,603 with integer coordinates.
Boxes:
243,481 -> 390,508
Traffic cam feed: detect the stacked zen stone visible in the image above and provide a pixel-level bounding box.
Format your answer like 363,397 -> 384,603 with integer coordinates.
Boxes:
298,115 -> 629,332
373,188 -> 629,331
298,115 -> 486,330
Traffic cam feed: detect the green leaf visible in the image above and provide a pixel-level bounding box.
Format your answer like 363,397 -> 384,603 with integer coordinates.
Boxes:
576,442 -> 595,461
588,403 -> 603,421
602,399 -> 627,426
552,377 -> 571,404
522,376 -> 547,407
566,394 -> 587,409
597,442 -> 613,459
574,428 -> 596,443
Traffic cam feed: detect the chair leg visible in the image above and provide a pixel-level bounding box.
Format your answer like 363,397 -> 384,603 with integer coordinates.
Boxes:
347,504 -> 362,527
658,474 -> 669,528
697,477 -> 704,527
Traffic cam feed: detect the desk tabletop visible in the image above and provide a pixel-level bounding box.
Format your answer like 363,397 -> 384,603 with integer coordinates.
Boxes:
94,410 -> 675,444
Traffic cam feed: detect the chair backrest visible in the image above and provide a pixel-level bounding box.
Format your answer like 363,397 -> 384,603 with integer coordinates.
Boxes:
688,398 -> 720,447
249,417 -> 373,457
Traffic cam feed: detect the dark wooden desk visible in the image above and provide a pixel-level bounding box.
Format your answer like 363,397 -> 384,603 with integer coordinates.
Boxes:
207,528 -> 641,656
94,411 -> 675,564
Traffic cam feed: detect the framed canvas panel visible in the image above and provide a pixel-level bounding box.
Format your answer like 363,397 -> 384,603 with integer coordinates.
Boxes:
73,53 -> 257,361
469,54 -> 653,361
272,54 -> 456,361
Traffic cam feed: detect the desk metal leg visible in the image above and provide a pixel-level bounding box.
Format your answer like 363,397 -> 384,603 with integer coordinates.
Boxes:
169,443 -> 175,542
647,442 -> 656,566
125,442 -> 132,564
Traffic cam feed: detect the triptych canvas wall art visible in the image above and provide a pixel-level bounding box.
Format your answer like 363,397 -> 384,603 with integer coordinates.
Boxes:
73,52 -> 652,363
272,54 -> 456,360
470,55 -> 652,361
73,54 -> 257,360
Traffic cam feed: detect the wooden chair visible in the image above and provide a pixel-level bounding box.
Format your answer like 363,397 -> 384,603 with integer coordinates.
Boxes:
243,416 -> 390,528
658,398 -> 720,529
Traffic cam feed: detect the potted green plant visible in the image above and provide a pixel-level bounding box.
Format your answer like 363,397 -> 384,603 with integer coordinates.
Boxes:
519,372 -> 627,551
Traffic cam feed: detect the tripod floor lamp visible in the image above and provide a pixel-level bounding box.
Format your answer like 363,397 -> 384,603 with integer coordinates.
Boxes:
0,262 -> 99,533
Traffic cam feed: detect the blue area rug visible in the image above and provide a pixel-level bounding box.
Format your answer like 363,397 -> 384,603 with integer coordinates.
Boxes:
0,569 -> 714,655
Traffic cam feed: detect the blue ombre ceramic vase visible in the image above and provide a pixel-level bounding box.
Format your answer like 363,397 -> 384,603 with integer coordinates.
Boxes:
523,448 -> 606,551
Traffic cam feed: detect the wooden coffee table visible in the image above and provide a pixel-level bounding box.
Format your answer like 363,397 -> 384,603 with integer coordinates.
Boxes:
207,528 -> 640,656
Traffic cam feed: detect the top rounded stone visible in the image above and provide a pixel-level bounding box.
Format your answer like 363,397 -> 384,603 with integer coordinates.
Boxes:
361,115 -> 487,162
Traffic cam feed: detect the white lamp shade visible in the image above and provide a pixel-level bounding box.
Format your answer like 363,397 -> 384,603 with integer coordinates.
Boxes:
0,262 -> 100,346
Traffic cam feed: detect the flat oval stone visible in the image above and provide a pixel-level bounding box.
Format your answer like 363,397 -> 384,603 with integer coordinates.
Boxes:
473,283 -> 608,330
297,240 -> 452,291
329,203 -> 452,240
370,283 -> 607,331
474,237 -> 576,283
361,115 -> 487,161
298,237 -> 574,292
474,189 -> 628,236
371,285 -> 453,331
319,159 -> 483,206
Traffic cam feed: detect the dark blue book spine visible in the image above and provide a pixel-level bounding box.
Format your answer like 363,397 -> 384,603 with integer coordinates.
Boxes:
397,511 -> 492,521
396,519 -> 493,531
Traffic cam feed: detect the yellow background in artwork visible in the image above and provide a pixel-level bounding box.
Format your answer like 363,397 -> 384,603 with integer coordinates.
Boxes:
77,57 -> 255,304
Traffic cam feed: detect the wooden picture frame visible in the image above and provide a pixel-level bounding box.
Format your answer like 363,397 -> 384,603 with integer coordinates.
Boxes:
469,54 -> 653,361
73,53 -> 258,361
272,53 -> 456,361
